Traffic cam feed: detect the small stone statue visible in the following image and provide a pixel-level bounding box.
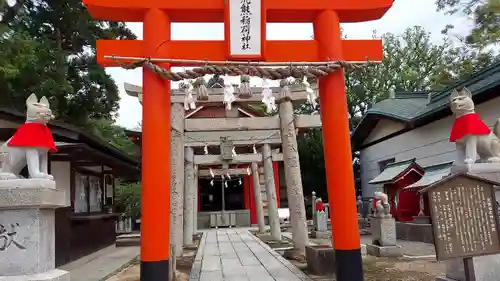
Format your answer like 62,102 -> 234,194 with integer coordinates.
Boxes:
418,194 -> 425,216
356,196 -> 363,216
373,191 -> 391,218
315,198 -> 325,213
0,94 -> 56,180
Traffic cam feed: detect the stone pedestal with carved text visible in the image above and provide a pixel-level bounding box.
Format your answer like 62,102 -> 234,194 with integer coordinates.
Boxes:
0,179 -> 69,280
366,217 -> 402,257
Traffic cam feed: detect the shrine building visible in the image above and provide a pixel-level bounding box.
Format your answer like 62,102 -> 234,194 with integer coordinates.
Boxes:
352,61 -> 500,228
0,106 -> 140,266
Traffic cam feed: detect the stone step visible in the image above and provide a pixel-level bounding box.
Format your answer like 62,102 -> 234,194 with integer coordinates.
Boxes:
116,238 -> 140,247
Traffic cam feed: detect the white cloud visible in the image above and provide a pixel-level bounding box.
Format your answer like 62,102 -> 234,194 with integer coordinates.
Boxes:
111,0 -> 471,128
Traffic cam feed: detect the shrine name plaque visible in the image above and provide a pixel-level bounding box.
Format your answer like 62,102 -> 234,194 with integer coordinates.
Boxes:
220,137 -> 234,161
427,174 -> 500,261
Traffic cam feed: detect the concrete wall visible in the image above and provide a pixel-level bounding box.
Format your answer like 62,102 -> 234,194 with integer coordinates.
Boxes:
363,119 -> 406,145
51,161 -> 71,207
360,96 -> 500,197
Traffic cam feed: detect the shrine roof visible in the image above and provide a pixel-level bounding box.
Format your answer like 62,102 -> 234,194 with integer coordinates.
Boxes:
52,142 -> 139,179
369,158 -> 422,185
403,161 -> 453,191
352,61 -> 500,150
418,172 -> 500,194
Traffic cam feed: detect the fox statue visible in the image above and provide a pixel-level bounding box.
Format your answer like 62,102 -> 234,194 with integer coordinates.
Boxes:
0,94 -> 57,180
449,87 -> 500,164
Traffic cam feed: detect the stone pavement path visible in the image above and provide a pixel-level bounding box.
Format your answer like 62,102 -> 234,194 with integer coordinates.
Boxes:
190,229 -> 311,281
59,245 -> 139,281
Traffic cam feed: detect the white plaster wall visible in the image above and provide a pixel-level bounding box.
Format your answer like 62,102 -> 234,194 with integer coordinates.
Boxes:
360,96 -> 500,197
363,119 -> 406,145
50,161 -> 71,207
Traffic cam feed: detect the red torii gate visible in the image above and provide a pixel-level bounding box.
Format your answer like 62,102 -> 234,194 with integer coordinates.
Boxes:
83,1 -> 392,280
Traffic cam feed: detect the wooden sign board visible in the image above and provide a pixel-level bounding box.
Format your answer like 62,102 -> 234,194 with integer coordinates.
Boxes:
424,173 -> 500,261
225,0 -> 264,59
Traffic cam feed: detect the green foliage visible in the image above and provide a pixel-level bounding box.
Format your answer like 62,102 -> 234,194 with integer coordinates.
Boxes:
0,0 -> 136,127
345,26 -> 496,130
436,0 -> 500,48
87,118 -> 140,156
296,26 -> 497,196
297,129 -> 326,198
115,182 -> 141,219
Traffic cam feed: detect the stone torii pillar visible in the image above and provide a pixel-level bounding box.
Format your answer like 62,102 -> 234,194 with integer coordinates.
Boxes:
278,81 -> 309,254
183,146 -> 195,246
171,102 -> 185,257
251,162 -> 266,233
262,144 -> 281,240
193,164 -> 199,234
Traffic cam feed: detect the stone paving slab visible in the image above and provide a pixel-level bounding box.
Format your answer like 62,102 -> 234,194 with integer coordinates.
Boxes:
190,229 -> 311,281
59,245 -> 139,281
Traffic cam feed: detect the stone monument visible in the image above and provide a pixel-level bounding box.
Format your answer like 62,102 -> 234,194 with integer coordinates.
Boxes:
0,94 -> 69,280
436,87 -> 500,281
311,210 -> 329,239
366,192 -> 402,257
311,198 -> 329,238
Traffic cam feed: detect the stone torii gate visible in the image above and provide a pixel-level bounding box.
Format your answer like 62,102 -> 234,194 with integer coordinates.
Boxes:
125,84 -> 322,253
83,0 -> 392,280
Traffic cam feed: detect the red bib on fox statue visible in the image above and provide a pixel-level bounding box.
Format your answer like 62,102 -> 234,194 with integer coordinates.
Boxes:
8,123 -> 58,152
449,113 -> 491,142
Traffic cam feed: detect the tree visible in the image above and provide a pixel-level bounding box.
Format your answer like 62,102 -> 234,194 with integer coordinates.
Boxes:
297,26 -> 497,197
88,118 -> 140,157
0,0 -> 136,127
115,182 -> 141,219
436,0 -> 500,48
345,26 -> 495,130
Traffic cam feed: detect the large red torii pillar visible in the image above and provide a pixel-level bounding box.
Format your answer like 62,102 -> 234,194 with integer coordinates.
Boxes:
83,1 -> 392,280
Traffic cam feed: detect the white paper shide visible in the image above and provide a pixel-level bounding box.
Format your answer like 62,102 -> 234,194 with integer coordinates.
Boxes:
229,0 -> 261,56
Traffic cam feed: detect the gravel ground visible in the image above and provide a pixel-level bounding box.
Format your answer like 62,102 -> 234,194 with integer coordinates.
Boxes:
290,256 -> 445,281
309,234 -> 437,257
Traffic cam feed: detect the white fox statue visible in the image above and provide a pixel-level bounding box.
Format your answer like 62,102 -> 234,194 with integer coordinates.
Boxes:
0,94 -> 57,180
449,87 -> 500,164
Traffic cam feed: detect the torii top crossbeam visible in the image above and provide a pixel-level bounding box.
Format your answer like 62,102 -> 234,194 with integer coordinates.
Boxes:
84,0 -> 391,22
84,0 -> 390,67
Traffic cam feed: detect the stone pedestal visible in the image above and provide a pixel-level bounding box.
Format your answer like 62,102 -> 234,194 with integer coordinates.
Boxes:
436,255 -> 500,281
413,215 -> 431,224
305,245 -> 335,275
0,179 -> 69,280
367,216 -> 402,257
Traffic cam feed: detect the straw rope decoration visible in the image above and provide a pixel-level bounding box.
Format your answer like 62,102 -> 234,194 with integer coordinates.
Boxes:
112,57 -> 369,81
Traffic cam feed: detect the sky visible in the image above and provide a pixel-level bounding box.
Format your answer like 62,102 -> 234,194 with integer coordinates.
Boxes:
109,0 -> 472,129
